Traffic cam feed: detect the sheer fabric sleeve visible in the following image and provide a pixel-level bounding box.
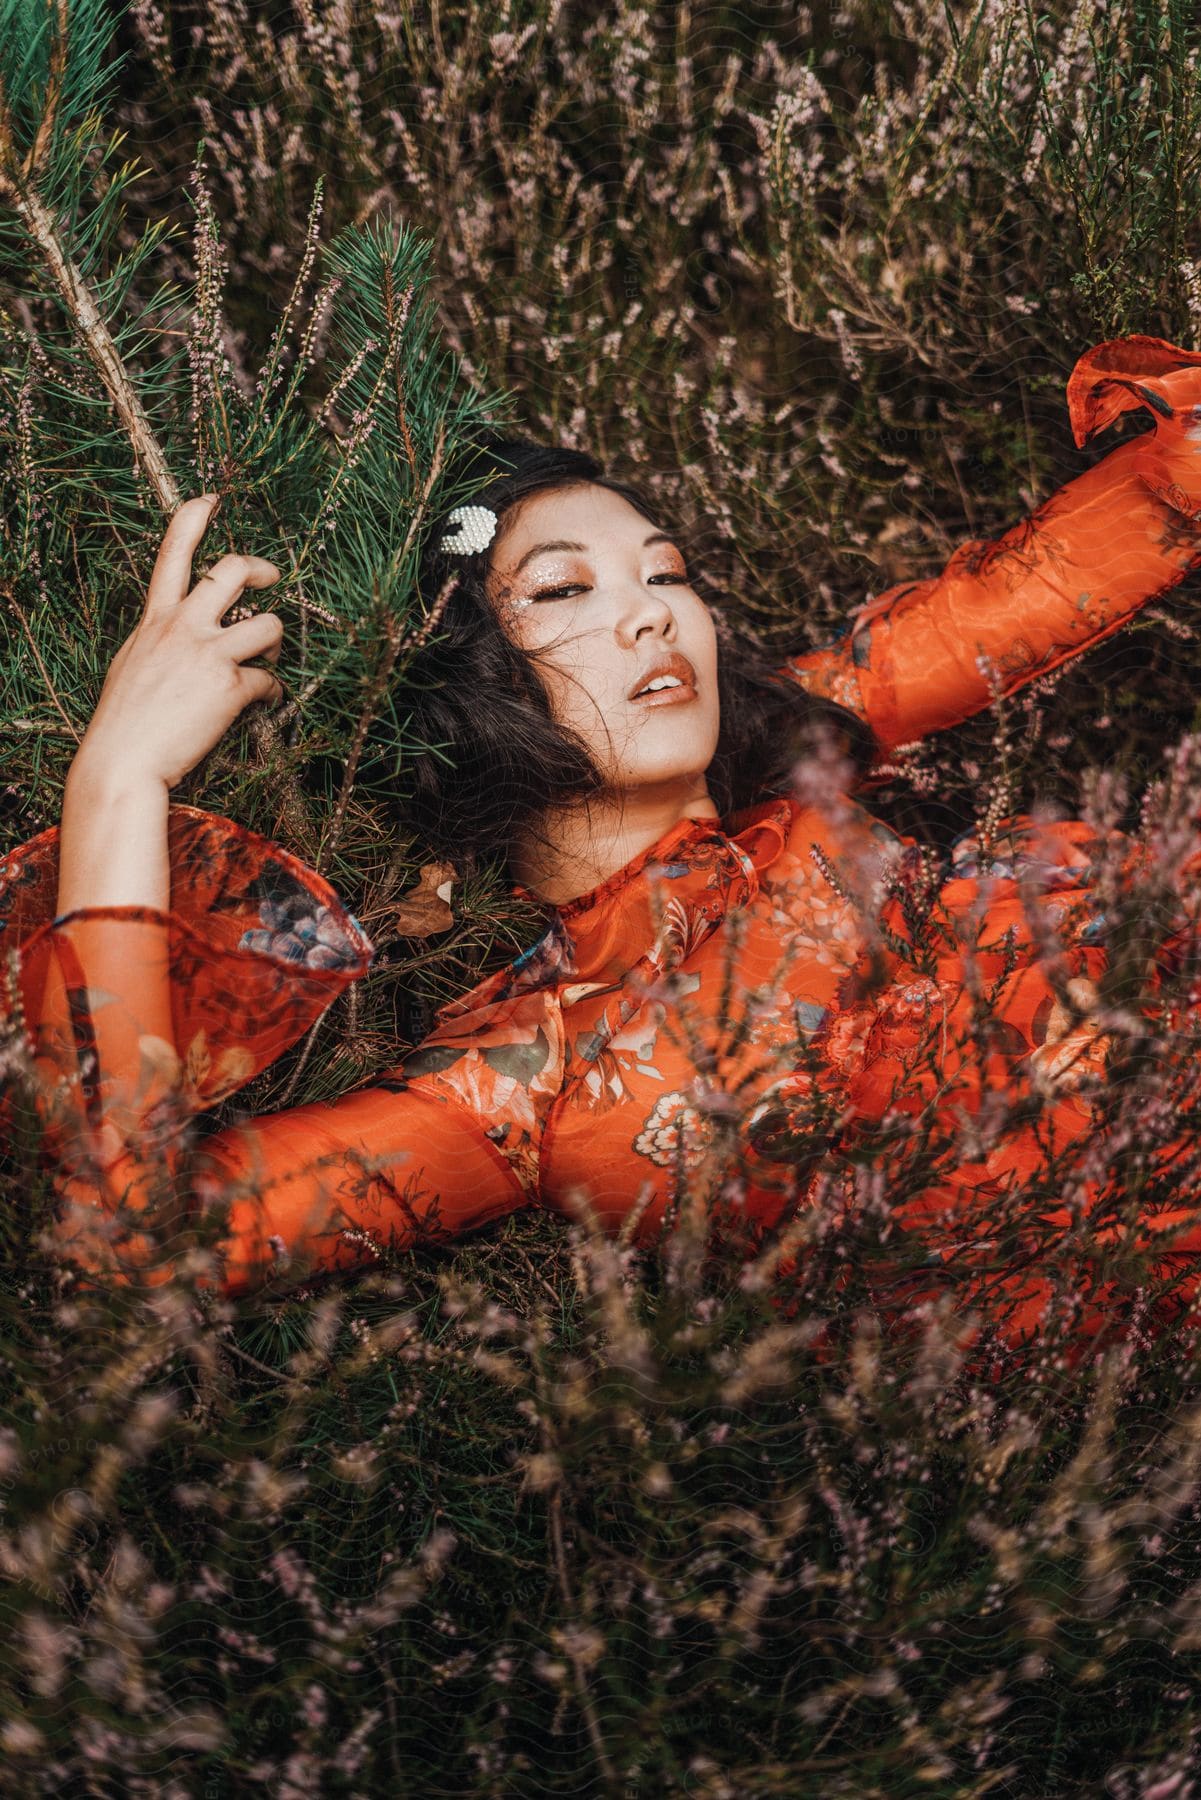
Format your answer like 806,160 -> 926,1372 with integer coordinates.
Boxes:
0,805 -> 525,1296
780,335 -> 1201,775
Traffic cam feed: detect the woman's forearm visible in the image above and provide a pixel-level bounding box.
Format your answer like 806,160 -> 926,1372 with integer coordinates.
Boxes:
781,335 -> 1201,761
56,753 -> 171,916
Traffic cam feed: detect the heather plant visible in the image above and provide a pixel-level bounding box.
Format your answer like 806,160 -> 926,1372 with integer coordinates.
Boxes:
3,0 -> 1201,1793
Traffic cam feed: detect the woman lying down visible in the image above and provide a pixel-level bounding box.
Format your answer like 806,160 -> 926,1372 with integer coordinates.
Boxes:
5,332 -> 1201,1367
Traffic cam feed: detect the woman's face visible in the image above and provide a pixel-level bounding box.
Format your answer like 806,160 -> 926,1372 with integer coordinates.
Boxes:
485,483 -> 721,800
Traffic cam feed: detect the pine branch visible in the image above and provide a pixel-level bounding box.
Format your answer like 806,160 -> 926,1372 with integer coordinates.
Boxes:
0,174 -> 181,511
0,0 -> 180,512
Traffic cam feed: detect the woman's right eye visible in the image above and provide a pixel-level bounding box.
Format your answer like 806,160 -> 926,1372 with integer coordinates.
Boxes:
532,584 -> 584,602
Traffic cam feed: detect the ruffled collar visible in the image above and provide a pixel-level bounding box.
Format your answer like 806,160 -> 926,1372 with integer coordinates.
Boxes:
511,793 -> 796,920
434,793 -> 797,1025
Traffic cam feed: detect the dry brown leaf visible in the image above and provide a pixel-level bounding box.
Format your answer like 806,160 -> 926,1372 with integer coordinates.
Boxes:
394,861 -> 457,937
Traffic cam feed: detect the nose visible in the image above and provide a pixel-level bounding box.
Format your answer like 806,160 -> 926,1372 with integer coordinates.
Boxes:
615,579 -> 676,645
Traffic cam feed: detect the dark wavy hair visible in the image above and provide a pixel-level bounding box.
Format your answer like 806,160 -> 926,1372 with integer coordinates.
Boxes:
389,434 -> 879,884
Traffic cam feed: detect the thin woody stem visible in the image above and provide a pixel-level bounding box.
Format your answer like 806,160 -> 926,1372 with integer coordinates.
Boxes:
0,20 -> 178,512
1,719 -> 78,739
2,582 -> 81,743
5,180 -> 181,513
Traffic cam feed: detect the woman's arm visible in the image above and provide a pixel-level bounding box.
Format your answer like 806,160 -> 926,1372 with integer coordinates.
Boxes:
17,771 -> 527,1298
49,1060 -> 529,1298
57,764 -> 171,915
7,500 -> 532,1297
780,334 -> 1201,770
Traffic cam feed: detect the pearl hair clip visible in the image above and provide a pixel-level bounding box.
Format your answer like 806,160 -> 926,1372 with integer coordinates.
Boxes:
439,503 -> 498,556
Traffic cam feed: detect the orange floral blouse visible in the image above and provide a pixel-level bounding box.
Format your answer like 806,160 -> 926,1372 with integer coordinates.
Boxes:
6,333 -> 1201,1361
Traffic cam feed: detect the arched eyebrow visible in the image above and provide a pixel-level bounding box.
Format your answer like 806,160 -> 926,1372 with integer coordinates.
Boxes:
509,532 -> 679,578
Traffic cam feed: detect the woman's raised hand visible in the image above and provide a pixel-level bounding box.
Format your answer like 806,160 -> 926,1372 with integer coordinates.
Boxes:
72,495 -> 286,793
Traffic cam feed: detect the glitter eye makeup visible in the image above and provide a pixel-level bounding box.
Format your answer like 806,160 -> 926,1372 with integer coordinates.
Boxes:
518,557 -> 692,610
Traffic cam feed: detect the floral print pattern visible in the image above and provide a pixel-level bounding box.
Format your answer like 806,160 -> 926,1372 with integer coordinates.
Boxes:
632,1091 -> 712,1171
6,335 -> 1201,1344
237,894 -> 366,970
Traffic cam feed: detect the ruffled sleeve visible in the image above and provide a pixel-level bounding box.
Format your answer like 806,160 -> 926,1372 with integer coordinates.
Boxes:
0,804 -> 374,1286
781,334 -> 1201,774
